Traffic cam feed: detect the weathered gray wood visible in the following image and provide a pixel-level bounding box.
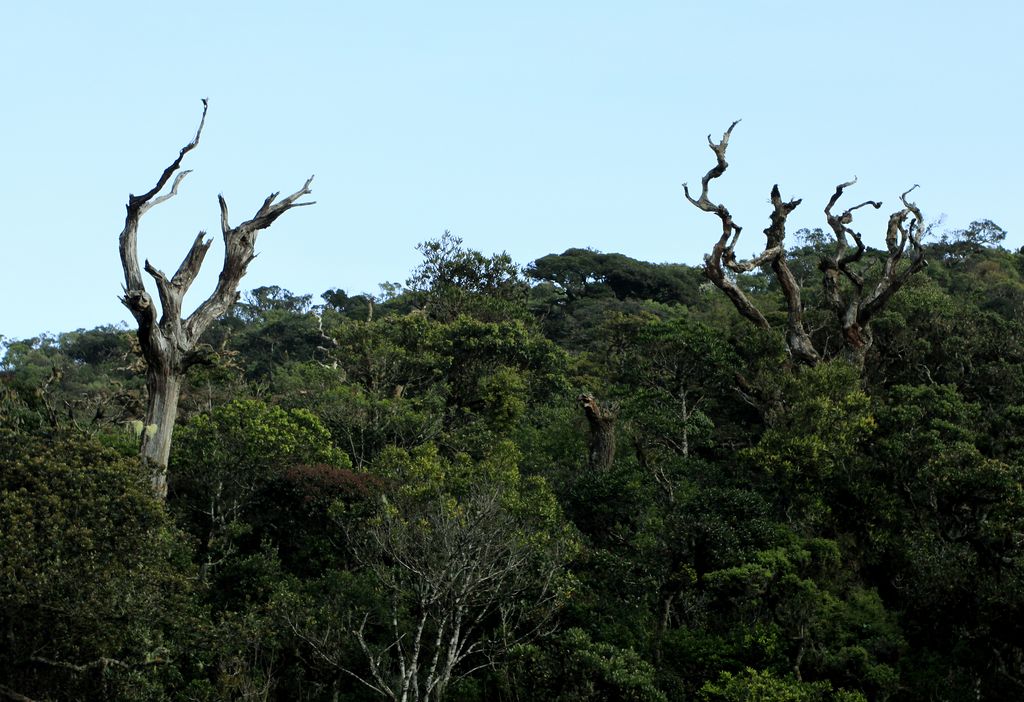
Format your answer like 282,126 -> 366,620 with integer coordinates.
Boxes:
683,121 -> 773,332
118,100 -> 314,499
685,123 -> 926,368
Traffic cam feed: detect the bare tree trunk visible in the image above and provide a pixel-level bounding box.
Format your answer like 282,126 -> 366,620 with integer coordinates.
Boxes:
141,361 -> 182,497
117,100 -> 314,498
579,393 -> 617,472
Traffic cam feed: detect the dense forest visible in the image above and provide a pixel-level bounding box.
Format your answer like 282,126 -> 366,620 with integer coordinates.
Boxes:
3,215 -> 1024,701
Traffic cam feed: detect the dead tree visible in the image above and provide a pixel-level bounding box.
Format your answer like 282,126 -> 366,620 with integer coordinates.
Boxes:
118,100 -> 314,499
684,121 -> 926,368
579,393 -> 617,472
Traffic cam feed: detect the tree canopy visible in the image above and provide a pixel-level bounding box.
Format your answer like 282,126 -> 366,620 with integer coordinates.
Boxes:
4,223 -> 1024,700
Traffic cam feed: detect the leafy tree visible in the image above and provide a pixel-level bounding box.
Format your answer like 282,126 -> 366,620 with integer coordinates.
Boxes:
288,442 -> 577,701
699,668 -> 865,702
0,413 -> 198,700
528,249 -> 701,306
510,628 -> 667,702
322,287 -> 376,321
867,384 -> 1024,699
408,231 -> 529,322
170,398 -> 347,583
279,312 -> 570,464
743,362 -> 874,530
604,313 -> 738,467
937,218 -> 1007,258
198,285 -> 326,381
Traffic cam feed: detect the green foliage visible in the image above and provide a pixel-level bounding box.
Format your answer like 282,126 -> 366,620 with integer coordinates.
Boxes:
211,285 -> 324,380
171,398 -> 348,592
744,362 -> 874,528
511,628 -> 667,702
283,442 -> 578,701
274,313 -> 448,466
173,398 -> 345,489
321,287 -> 375,320
866,382 -> 1024,698
529,248 -> 702,306
366,441 -> 577,573
1,326 -> 145,433
527,249 -> 705,351
699,668 -> 865,702
408,230 -> 530,322
603,312 -> 740,465
5,230 -> 1024,699
271,311 -> 570,468
0,421 -> 197,700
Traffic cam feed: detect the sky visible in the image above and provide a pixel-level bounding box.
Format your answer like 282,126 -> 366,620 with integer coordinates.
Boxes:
1,1 -> 1022,342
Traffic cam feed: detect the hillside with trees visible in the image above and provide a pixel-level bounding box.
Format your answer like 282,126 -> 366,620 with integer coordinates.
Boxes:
4,215 -> 1024,700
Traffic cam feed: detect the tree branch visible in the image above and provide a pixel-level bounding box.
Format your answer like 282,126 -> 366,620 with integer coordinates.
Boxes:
142,259 -> 176,323
684,121 -> 773,330
29,654 -> 166,673
171,232 -> 213,291
185,176 -> 314,343
765,184 -> 819,365
820,178 -> 878,349
688,124 -> 925,366
859,185 -> 926,324
139,169 -> 192,216
130,99 -> 208,207
684,120 -> 741,213
120,99 -> 208,300
119,288 -> 158,349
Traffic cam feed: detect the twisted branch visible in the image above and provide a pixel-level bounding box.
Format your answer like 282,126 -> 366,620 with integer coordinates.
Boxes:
683,121 -> 772,330
185,176 -> 315,343
684,122 -> 817,364
687,124 -> 927,367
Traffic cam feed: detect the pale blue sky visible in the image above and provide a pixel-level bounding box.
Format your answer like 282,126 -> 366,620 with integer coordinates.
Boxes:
2,1 -> 1021,341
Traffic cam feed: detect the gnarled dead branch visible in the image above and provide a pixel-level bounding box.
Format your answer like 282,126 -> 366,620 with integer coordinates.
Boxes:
685,123 -> 925,368
820,180 -> 926,364
118,100 -> 314,498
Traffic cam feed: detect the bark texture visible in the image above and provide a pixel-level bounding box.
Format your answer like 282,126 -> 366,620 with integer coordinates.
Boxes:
118,100 -> 314,499
684,123 -> 926,367
579,393 -> 617,472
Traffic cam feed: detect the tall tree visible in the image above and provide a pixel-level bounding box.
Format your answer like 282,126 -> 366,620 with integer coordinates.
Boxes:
287,443 -> 575,702
118,100 -> 314,498
407,230 -> 528,322
684,121 -> 926,367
